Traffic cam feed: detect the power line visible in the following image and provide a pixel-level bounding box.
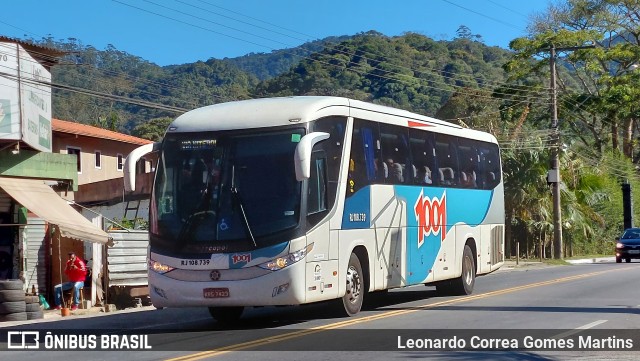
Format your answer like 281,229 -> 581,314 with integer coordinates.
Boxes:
0,70 -> 188,113
440,0 -> 521,30
114,0 -> 552,106
2,1 -> 553,117
486,0 -> 529,18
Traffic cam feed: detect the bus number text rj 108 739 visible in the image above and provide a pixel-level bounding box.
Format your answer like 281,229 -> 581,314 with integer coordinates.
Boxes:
181,259 -> 211,266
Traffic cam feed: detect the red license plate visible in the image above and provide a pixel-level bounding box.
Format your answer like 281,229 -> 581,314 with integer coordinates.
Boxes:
203,288 -> 229,298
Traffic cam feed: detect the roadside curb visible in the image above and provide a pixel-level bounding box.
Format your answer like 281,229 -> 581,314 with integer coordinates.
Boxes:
0,305 -> 156,329
497,261 -> 552,273
498,257 -> 614,272
566,257 -> 615,264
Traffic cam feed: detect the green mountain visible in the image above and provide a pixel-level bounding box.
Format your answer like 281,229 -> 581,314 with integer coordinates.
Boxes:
27,32 -> 511,136
223,35 -> 352,80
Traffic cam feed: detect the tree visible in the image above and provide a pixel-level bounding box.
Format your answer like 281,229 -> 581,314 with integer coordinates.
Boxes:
501,0 -> 640,257
132,117 -> 173,141
455,25 -> 484,43
519,0 -> 640,159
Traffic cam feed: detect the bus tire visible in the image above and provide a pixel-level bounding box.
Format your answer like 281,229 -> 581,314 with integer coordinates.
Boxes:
449,245 -> 476,295
337,253 -> 364,316
208,306 -> 244,324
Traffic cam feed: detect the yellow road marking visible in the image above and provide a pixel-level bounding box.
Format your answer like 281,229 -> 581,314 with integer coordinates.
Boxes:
165,267 -> 623,361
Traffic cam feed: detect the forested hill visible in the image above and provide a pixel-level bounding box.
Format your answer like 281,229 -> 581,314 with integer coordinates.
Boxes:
222,34 -> 352,80
254,32 -> 510,116
31,31 -> 511,136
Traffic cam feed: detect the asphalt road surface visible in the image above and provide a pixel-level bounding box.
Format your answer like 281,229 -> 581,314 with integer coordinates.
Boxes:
2,261 -> 640,360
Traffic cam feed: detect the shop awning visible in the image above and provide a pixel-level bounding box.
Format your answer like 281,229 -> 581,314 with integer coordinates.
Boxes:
0,176 -> 111,244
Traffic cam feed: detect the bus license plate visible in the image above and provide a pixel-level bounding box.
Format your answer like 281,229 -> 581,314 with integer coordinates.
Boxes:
204,288 -> 229,298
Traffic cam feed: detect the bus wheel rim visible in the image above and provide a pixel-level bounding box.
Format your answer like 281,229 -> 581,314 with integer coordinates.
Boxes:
463,256 -> 473,285
346,265 -> 361,303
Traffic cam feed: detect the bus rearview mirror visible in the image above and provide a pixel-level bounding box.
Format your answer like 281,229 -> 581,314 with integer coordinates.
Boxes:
124,142 -> 161,192
294,132 -> 329,181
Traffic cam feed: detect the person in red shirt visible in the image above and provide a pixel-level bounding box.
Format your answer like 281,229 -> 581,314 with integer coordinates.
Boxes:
54,251 -> 87,311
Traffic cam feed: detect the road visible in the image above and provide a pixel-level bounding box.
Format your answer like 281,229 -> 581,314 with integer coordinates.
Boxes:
2,261 -> 640,360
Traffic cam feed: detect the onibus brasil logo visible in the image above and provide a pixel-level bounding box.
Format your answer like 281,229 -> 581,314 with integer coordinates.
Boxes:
414,190 -> 447,248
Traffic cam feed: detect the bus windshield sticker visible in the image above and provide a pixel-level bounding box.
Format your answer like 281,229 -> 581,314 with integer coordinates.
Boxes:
180,139 -> 217,150
231,253 -> 251,264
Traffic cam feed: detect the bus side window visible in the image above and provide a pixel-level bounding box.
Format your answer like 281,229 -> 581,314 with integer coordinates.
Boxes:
347,119 -> 380,197
380,124 -> 410,185
409,128 -> 437,186
435,134 -> 459,187
458,139 -> 479,189
478,144 -> 500,189
313,116 -> 347,210
308,151 -> 328,216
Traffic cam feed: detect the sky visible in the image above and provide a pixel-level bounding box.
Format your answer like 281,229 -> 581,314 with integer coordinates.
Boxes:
1,0 -> 553,66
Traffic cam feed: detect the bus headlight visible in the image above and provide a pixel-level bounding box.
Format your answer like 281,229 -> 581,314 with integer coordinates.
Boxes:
149,259 -> 175,274
258,243 -> 314,271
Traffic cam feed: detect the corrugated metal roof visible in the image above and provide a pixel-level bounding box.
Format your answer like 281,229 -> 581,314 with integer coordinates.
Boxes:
52,118 -> 153,145
0,36 -> 66,67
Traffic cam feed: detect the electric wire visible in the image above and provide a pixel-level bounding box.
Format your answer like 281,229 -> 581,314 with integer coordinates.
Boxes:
113,0 -> 553,105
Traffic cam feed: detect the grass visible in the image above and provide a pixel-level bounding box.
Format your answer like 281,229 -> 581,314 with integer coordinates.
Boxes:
542,258 -> 571,266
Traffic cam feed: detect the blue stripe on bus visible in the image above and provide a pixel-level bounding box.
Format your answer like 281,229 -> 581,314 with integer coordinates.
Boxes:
395,186 -> 492,284
341,185 -> 493,284
342,186 -> 372,229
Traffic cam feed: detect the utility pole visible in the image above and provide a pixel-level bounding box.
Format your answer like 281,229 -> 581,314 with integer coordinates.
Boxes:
622,181 -> 633,230
547,44 -> 594,260
549,45 -> 563,259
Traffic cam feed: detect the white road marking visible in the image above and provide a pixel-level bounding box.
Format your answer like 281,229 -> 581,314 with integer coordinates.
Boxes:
552,320 -> 608,339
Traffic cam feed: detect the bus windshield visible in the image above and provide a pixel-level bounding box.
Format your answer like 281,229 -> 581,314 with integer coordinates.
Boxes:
151,128 -> 304,251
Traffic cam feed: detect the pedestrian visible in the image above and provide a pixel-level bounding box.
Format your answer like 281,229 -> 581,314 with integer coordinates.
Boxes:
54,251 -> 87,311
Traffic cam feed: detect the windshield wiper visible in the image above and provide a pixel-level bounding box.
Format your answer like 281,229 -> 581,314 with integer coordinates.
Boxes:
177,179 -> 213,242
231,165 -> 258,247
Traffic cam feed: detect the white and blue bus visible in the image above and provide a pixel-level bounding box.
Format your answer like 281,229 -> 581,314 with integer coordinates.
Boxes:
125,96 -> 504,322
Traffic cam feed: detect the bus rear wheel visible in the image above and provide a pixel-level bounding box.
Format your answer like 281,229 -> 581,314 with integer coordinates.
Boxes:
208,306 -> 244,324
437,245 -> 476,296
450,245 -> 476,295
337,253 -> 364,316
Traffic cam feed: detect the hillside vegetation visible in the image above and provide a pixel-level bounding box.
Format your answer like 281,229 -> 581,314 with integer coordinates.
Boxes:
23,1 -> 640,259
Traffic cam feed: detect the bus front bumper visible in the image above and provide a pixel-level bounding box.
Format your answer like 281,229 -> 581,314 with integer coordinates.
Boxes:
148,260 -> 307,308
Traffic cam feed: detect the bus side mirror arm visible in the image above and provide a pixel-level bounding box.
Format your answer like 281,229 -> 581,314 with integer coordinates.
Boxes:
294,132 -> 329,181
124,142 -> 161,192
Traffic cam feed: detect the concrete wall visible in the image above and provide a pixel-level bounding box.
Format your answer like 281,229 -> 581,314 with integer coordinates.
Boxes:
52,135 -> 151,185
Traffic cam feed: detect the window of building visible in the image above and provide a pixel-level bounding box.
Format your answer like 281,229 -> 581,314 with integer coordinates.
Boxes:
95,151 -> 102,169
136,157 -> 146,174
67,147 -> 81,173
117,154 -> 124,171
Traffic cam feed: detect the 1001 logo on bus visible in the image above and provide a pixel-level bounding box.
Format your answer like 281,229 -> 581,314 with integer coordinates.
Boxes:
414,190 -> 447,248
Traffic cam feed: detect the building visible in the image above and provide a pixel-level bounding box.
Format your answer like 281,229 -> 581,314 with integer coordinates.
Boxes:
51,119 -> 155,307
0,36 -> 154,309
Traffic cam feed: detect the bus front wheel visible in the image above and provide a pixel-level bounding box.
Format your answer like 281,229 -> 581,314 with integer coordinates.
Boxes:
337,253 -> 364,316
208,306 -> 244,324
